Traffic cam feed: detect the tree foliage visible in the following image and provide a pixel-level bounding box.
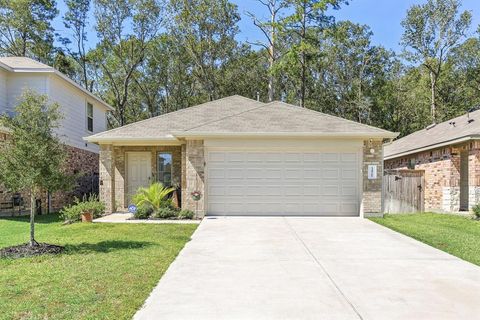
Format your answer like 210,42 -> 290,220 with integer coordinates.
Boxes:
0,91 -> 71,245
0,0 -> 479,138
0,0 -> 58,62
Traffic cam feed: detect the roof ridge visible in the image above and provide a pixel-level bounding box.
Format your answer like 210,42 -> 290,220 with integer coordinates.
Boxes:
263,101 -> 394,134
183,99 -> 267,132
88,95 -> 264,139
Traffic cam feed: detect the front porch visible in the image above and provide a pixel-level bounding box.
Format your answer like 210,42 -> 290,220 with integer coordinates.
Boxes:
98,141 -> 205,216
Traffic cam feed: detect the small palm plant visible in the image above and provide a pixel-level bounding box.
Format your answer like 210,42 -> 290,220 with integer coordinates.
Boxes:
132,182 -> 175,210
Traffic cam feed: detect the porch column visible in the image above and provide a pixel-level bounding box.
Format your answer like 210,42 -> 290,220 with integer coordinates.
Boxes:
362,139 -> 383,217
99,144 -> 115,213
184,140 -> 205,217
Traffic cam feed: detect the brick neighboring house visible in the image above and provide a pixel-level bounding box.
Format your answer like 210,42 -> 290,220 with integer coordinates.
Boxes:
384,110 -> 480,213
0,57 -> 113,214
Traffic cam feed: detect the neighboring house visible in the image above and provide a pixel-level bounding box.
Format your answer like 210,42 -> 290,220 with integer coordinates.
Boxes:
385,110 -> 480,213
0,57 -> 113,212
85,95 -> 397,217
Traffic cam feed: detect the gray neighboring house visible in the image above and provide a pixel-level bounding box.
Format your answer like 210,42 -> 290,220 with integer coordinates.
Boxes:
385,110 -> 480,212
85,95 -> 397,217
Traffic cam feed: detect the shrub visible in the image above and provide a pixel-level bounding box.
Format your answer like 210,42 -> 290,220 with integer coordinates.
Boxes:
132,182 -> 175,210
153,207 -> 177,219
60,194 -> 105,223
178,209 -> 195,219
134,204 -> 154,219
472,203 -> 480,220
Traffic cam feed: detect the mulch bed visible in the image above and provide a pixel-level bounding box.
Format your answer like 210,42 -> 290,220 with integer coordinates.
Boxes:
0,243 -> 64,259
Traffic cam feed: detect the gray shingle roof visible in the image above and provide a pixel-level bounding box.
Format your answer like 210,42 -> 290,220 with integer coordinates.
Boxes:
85,96 -> 397,143
384,110 -> 480,159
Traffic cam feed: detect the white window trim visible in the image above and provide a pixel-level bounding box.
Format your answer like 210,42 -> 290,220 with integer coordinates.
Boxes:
86,101 -> 94,132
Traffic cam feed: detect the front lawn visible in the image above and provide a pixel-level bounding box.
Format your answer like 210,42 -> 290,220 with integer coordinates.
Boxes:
0,214 -> 197,319
370,213 -> 480,266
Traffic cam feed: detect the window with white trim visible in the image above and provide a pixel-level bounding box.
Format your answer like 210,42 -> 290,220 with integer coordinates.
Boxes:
86,102 -> 93,132
157,153 -> 172,186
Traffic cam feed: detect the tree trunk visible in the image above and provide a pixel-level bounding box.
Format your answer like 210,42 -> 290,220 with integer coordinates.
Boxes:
268,5 -> 276,102
29,189 -> 37,246
300,3 -> 307,108
430,71 -> 436,123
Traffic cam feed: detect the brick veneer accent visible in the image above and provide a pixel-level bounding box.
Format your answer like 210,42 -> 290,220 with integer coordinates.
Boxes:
183,140 -> 205,217
362,140 -> 383,216
99,145 -> 182,213
385,141 -> 480,212
99,144 -> 115,213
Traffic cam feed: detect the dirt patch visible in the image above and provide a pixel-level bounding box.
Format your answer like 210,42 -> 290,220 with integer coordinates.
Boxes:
0,243 -> 64,259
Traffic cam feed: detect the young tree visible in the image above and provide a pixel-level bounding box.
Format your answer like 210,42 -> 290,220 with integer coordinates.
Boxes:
401,0 -> 471,123
0,0 -> 58,62
0,91 -> 71,246
61,0 -> 92,91
246,0 -> 287,101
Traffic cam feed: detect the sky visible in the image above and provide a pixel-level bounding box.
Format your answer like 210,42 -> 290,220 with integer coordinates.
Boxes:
52,0 -> 480,53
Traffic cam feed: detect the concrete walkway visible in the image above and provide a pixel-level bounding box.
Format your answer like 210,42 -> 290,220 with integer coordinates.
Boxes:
134,217 -> 480,320
93,213 -> 201,224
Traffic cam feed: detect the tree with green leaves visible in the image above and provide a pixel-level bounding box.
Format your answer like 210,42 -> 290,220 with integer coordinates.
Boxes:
61,0 -> 92,91
92,0 -> 163,126
0,91 -> 71,246
246,0 -> 287,101
169,0 -> 240,102
401,0 -> 471,123
0,0 -> 58,62
280,0 -> 346,107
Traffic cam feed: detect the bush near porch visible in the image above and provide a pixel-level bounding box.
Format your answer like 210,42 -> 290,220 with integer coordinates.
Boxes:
0,214 -> 197,319
370,213 -> 480,266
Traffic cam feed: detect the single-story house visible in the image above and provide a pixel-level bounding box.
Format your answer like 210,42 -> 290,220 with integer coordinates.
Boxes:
385,110 -> 480,213
85,95 -> 397,217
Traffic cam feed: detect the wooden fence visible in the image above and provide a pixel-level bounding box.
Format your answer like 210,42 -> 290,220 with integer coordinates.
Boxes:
383,169 -> 425,213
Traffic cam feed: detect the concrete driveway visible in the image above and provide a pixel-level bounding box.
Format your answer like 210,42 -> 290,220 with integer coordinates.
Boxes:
134,217 -> 480,320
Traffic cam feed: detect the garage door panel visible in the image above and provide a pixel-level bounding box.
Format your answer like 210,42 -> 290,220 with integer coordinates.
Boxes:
208,152 -> 225,162
207,150 -> 360,216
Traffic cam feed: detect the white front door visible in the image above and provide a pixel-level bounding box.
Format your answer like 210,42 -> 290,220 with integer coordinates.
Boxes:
206,151 -> 361,216
127,152 -> 152,205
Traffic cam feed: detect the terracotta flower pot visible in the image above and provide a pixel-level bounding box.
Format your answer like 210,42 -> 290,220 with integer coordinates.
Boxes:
81,211 -> 93,222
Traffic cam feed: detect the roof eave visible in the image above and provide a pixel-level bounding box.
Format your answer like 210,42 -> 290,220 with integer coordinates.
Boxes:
83,135 -> 181,145
384,135 -> 480,160
172,131 -> 399,139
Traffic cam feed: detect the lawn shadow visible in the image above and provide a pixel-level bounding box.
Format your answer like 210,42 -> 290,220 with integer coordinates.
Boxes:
64,240 -> 154,254
0,213 -> 61,224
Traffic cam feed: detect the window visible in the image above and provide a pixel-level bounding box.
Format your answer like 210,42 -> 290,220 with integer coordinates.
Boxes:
407,158 -> 415,170
157,153 -> 172,186
86,102 -> 93,132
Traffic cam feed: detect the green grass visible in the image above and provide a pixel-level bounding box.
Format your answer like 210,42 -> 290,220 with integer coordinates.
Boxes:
0,214 -> 197,320
370,213 -> 480,266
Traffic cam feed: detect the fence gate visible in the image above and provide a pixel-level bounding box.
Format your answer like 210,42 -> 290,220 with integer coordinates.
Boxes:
383,169 -> 425,213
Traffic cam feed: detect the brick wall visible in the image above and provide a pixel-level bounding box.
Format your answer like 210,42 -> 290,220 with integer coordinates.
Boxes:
385,141 -> 480,212
1,143 -> 99,214
99,145 -> 182,213
362,140 -> 383,216
183,140 -> 205,217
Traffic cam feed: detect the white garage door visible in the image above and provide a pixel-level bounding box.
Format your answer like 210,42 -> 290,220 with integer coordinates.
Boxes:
206,151 -> 360,216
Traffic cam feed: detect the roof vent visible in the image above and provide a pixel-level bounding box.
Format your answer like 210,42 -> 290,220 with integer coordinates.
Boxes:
449,121 -> 456,127
468,119 -> 475,124
426,123 -> 436,130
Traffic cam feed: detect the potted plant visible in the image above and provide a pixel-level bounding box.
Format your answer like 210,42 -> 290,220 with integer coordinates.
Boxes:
81,208 -> 94,222
60,194 -> 105,224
